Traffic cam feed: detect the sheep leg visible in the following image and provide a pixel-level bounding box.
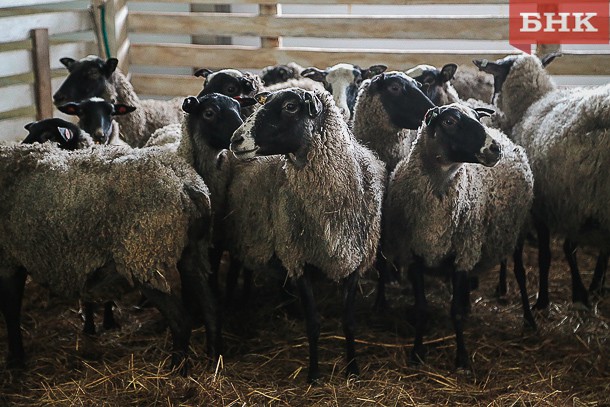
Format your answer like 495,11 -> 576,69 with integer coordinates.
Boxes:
139,286 -> 192,376
373,252 -> 391,311
513,239 -> 537,330
0,267 -> 27,368
563,239 -> 590,308
451,270 -> 470,371
408,261 -> 428,366
589,251 -> 608,296
343,272 -> 360,378
296,271 -> 321,383
102,302 -> 119,330
82,302 -> 97,335
495,260 -> 508,298
208,247 -> 224,297
224,256 -> 242,306
532,220 -> 551,310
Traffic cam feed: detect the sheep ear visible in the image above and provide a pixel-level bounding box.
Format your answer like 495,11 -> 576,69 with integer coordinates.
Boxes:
57,127 -> 73,142
255,92 -> 271,105
370,73 -> 385,89
236,97 -> 257,108
104,58 -> 119,77
440,64 -> 457,82
194,68 -> 213,78
540,52 -> 562,68
363,64 -> 387,79
24,122 -> 34,130
240,76 -> 255,93
57,102 -> 80,116
60,57 -> 76,71
182,96 -> 200,113
474,107 -> 495,119
424,107 -> 442,127
301,67 -> 328,83
303,91 -> 322,117
113,104 -> 136,115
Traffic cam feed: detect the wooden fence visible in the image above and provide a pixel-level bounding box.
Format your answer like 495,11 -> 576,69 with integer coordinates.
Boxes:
126,0 -> 610,98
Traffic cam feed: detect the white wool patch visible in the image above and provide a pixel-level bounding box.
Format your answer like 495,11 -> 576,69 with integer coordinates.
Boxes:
326,64 -> 357,120
405,65 -> 436,78
230,113 -> 258,158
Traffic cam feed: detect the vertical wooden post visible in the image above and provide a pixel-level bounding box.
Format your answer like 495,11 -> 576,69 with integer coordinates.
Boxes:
30,28 -> 53,120
259,4 -> 281,49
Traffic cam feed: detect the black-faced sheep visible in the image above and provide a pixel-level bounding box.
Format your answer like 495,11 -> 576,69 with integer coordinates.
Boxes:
228,88 -> 386,382
0,145 -> 218,374
383,103 -> 535,371
22,118 -> 94,150
474,53 -> 610,308
52,55 -> 183,148
301,63 -> 387,121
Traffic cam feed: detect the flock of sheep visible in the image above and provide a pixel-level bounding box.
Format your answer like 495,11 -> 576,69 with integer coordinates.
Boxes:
0,51 -> 608,383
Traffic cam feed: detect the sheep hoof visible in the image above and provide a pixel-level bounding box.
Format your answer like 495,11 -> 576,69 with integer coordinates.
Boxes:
82,322 -> 96,336
531,298 -> 549,310
170,353 -> 189,377
6,355 -> 25,370
454,355 -> 471,373
409,346 -> 426,366
307,369 -> 321,384
345,361 -> 360,378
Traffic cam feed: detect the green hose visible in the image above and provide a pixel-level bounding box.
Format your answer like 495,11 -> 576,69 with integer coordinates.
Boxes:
100,4 -> 112,58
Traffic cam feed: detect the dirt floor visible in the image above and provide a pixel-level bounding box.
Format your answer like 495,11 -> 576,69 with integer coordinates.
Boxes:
1,240 -> 608,406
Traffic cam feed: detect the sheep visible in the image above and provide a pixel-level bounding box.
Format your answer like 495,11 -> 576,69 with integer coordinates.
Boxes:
350,71 -> 435,309
52,55 -> 184,148
195,68 -> 264,118
383,103 -> 535,371
145,123 -> 183,150
0,144 -> 218,373
22,118 -> 95,150
260,62 -> 306,85
228,88 -> 386,383
451,64 -> 495,103
56,97 -> 134,147
474,53 -> 610,308
301,63 -> 387,121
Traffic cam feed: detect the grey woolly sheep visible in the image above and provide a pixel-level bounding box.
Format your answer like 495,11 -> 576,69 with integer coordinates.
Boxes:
22,118 -> 94,150
145,123 -> 183,150
474,53 -> 610,308
0,144 -> 218,373
451,64 -> 495,103
53,55 -> 184,148
383,103 -> 535,371
229,88 -> 386,383
301,63 -> 387,121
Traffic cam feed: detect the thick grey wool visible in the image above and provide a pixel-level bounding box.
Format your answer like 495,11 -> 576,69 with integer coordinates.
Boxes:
145,122 -> 183,150
351,76 -> 416,172
226,90 -> 386,280
384,104 -> 533,273
102,68 -> 184,148
0,143 -> 211,301
499,55 -> 610,244
452,64 -> 494,103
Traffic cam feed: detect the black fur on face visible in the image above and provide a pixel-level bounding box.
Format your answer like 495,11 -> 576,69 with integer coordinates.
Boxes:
198,72 -> 255,98
250,89 -> 323,159
182,93 -> 249,150
424,106 -> 499,165
472,57 -> 514,97
261,65 -> 295,85
409,64 -> 457,105
53,56 -> 118,106
22,118 -> 81,150
57,98 -> 135,144
370,72 -> 436,130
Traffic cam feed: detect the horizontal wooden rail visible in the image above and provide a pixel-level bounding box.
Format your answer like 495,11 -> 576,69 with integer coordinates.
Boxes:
131,73 -> 203,97
129,12 -> 509,41
0,9 -> 92,43
0,69 -> 68,87
128,0 -> 508,5
131,43 -> 610,76
0,106 -> 36,121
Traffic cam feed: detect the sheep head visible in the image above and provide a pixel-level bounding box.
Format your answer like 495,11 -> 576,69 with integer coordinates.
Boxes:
196,68 -> 260,99
57,97 -> 135,144
369,71 -> 435,130
405,64 -> 457,105
261,64 -> 296,86
53,55 -> 118,106
22,118 -> 81,150
182,93 -> 256,150
423,103 -> 500,167
230,88 -> 323,169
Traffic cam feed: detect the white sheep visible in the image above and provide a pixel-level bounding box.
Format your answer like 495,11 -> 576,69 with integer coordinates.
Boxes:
53,55 -> 184,148
474,53 -> 610,308
383,103 -> 535,371
228,88 -> 386,383
0,144 -> 218,373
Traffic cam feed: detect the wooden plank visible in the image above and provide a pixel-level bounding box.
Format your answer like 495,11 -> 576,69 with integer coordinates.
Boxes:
130,43 -> 610,76
259,4 -> 281,48
31,28 -> 53,120
128,12 -> 509,41
0,10 -> 92,43
0,69 -> 67,88
1,0 -> 77,8
0,106 -> 36,121
131,73 -> 203,97
128,0 -> 508,5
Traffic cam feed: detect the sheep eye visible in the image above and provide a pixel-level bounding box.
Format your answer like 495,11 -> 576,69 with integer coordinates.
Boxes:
442,117 -> 457,127
88,69 -> 100,79
225,85 -> 238,95
203,108 -> 216,119
388,84 -> 401,94
283,101 -> 299,113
